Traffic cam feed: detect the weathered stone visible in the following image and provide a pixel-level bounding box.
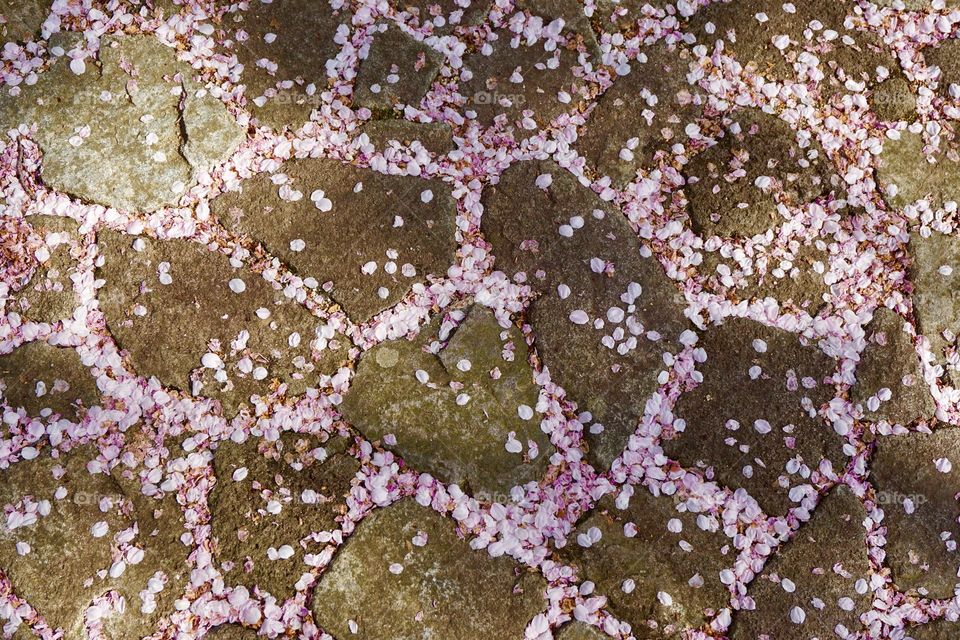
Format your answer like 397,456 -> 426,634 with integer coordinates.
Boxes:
0,445 -> 189,640
360,119 -> 456,155
661,318 -> 842,516
459,23 -> 585,127
212,158 -> 457,324
0,35 -> 243,212
688,0 -> 899,91
482,160 -> 689,471
555,623 -> 611,640
394,0 -> 492,35
204,626 -> 260,640
342,305 -> 552,497
905,620 -> 960,640
877,132 -> 960,210
699,241 -> 830,313
222,0 -> 349,131
12,216 -> 78,324
210,433 -> 358,600
850,308 -> 935,425
561,493 -> 732,637
729,485 -> 872,640
925,39 -> 960,101
353,27 -> 443,111
576,43 -> 703,186
875,0 -> 960,6
0,0 -> 47,42
684,109 -> 840,238
908,229 -> 960,374
872,428 -> 960,598
312,499 -> 547,639
96,230 -> 346,417
870,75 -> 918,122
0,340 -> 99,420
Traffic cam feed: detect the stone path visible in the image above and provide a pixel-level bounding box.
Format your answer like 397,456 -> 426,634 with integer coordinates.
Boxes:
2,1 -> 960,639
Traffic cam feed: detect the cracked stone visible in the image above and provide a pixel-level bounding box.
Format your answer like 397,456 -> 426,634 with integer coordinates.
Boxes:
560,493 -> 732,637
360,119 -> 456,155
0,340 -> 99,421
698,241 -> 830,313
688,0 -> 899,92
576,42 -> 704,186
872,428 -> 960,598
394,0 -> 492,35
870,75 -> 917,122
0,444 -> 189,639
210,432 -> 358,601
661,318 -> 843,516
341,305 -> 553,498
0,35 -> 243,212
353,26 -> 443,111
11,215 -> 79,324
212,158 -> 458,324
877,132 -> 960,210
555,623 -> 610,640
311,498 -> 547,639
850,308 -> 935,425
482,159 -> 689,471
684,109 -> 841,239
459,22 -> 585,127
222,0 -> 349,131
907,229 -> 960,376
729,484 -> 872,640
0,0 -> 47,42
96,230 -> 346,417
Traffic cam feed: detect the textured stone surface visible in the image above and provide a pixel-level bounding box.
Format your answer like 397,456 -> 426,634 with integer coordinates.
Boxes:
0,341 -> 99,420
11,216 -> 78,323
459,23 -> 584,127
688,0 -> 899,90
729,485 -> 872,640
222,0 -> 349,130
342,305 -> 552,497
684,109 -> 840,239
576,43 -> 703,186
699,241 -> 830,313
0,0 -> 47,42
353,26 -> 443,111
482,160 -> 689,471
662,318 -> 842,516
851,308 -> 935,425
203,626 -> 260,640
97,230 -> 346,416
876,132 -> 960,210
870,75 -> 918,122
908,229 -> 960,373
555,622 -> 610,640
212,158 -> 457,324
0,35 -> 243,212
0,445 -> 189,640
925,39 -> 960,100
210,432 -> 358,600
312,498 -> 547,639
872,428 -> 960,598
905,620 -> 960,640
561,493 -> 732,637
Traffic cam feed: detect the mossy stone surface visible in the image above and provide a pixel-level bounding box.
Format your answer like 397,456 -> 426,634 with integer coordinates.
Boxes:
342,305 -> 552,498
312,498 -> 547,639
